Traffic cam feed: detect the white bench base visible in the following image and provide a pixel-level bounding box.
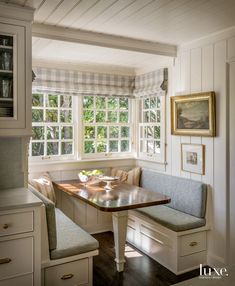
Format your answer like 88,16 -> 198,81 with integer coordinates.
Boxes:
127,210 -> 209,275
40,205 -> 98,286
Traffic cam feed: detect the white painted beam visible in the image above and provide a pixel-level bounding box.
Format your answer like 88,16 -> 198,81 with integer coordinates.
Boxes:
32,23 -> 177,57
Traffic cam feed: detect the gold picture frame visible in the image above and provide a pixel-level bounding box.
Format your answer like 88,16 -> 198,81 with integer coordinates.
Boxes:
171,92 -> 216,136
181,143 -> 205,175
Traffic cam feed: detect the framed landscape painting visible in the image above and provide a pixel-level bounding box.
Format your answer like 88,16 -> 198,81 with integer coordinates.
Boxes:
181,144 -> 205,175
171,92 -> 216,136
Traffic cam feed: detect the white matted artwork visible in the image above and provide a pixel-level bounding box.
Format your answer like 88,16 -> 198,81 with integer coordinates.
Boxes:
181,144 -> 205,175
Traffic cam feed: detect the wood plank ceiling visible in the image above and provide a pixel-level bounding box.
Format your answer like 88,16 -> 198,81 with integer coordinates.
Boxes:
2,0 -> 235,73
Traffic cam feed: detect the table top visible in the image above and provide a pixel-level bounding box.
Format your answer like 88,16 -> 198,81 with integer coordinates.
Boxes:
53,180 -> 171,212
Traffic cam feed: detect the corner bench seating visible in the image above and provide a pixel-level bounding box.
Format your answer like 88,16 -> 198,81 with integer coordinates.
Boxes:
127,169 -> 210,275
29,185 -> 99,286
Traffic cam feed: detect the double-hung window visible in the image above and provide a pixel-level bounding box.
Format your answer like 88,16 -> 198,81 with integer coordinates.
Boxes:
82,95 -> 132,158
30,93 -> 74,160
139,95 -> 165,162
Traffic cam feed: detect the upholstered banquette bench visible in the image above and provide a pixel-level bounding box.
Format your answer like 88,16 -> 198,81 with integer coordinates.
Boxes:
127,169 -> 210,275
28,185 -> 99,286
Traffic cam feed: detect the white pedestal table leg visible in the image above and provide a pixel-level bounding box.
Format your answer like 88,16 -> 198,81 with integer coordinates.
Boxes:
112,210 -> 128,272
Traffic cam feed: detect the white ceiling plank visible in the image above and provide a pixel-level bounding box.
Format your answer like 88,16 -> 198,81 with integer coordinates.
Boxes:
34,0 -> 64,23
139,0 -> 191,28
155,0 -> 223,39
113,0 -> 170,25
57,0 -> 98,27
24,0 -> 45,9
32,23 -> 177,57
82,0 -> 135,30
44,0 -> 80,25
152,0 -> 210,33
6,0 -> 26,5
69,0 -> 117,29
90,0 -> 153,31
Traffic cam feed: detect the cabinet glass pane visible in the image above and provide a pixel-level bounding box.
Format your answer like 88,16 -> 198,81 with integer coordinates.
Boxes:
0,34 -> 14,118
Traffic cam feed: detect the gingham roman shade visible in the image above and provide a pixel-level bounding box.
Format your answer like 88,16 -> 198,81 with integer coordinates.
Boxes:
134,68 -> 168,97
33,67 -> 135,97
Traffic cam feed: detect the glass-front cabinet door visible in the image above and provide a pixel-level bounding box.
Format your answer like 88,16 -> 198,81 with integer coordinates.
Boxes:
0,34 -> 14,117
0,23 -> 25,130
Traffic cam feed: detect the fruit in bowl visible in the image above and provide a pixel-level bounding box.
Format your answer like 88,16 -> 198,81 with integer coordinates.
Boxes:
78,169 -> 103,185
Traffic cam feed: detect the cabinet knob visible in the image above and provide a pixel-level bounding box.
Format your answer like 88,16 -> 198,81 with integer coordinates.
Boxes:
61,274 -> 74,280
0,257 -> 12,264
3,224 -> 9,229
189,241 -> 198,247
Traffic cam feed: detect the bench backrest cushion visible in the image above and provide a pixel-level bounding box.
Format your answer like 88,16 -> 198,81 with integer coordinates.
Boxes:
28,185 -> 57,250
140,169 -> 207,218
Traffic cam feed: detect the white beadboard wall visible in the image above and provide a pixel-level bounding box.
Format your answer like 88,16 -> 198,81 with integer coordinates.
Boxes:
169,27 -> 235,267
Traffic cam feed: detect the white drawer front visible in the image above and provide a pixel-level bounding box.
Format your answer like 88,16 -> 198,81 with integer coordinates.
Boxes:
0,274 -> 33,286
0,211 -> 33,237
180,231 -> 206,256
0,237 -> 33,280
45,258 -> 89,286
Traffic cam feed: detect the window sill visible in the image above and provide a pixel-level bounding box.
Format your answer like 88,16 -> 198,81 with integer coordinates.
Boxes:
29,156 -> 136,173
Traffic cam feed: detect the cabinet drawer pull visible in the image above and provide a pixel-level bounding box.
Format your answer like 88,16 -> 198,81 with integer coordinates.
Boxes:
3,224 -> 9,229
61,274 -> 74,280
0,257 -> 12,264
189,241 -> 198,247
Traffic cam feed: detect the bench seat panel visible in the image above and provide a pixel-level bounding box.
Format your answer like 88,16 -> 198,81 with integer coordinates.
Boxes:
50,209 -> 99,260
137,205 -> 206,232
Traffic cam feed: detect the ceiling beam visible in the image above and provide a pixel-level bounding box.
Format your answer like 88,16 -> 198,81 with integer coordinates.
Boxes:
32,23 -> 177,57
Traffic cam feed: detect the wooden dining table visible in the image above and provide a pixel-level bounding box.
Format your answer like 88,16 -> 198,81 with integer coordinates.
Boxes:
53,180 -> 171,272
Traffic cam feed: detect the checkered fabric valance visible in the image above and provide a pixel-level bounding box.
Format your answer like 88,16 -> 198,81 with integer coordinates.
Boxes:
134,68 -> 168,97
33,67 -> 135,97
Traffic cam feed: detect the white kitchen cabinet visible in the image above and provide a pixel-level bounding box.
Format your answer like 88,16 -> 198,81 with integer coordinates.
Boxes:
0,3 -> 34,136
0,188 -> 42,286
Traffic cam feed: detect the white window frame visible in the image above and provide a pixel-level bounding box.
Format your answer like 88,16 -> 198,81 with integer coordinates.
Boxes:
138,95 -> 165,163
81,95 -> 134,159
30,92 -> 76,162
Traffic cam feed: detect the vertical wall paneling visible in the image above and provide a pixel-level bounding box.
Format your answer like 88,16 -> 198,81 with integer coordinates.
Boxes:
165,67 -> 173,175
212,39 -> 227,263
227,37 -> 235,60
180,50 -> 191,178
171,57 -> 181,177
190,48 -> 202,93
180,50 -> 190,94
229,61 -> 235,263
202,45 -> 214,186
190,48 -> 202,181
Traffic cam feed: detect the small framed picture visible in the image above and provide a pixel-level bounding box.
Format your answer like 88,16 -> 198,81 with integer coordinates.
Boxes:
181,144 -> 205,175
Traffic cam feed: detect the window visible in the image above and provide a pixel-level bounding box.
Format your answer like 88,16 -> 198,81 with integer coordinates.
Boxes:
30,93 -> 74,159
82,95 -> 132,157
139,95 -> 165,162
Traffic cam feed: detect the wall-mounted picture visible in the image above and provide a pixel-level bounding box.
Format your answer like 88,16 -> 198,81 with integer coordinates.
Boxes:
181,144 -> 205,175
171,92 -> 216,136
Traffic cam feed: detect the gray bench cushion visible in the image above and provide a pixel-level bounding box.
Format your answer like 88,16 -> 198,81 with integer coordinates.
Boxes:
50,209 -> 99,260
140,169 -> 207,218
28,185 -> 57,250
137,205 -> 206,232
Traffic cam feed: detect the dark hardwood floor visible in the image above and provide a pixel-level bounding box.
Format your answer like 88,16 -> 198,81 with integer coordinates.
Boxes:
93,232 -> 205,286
